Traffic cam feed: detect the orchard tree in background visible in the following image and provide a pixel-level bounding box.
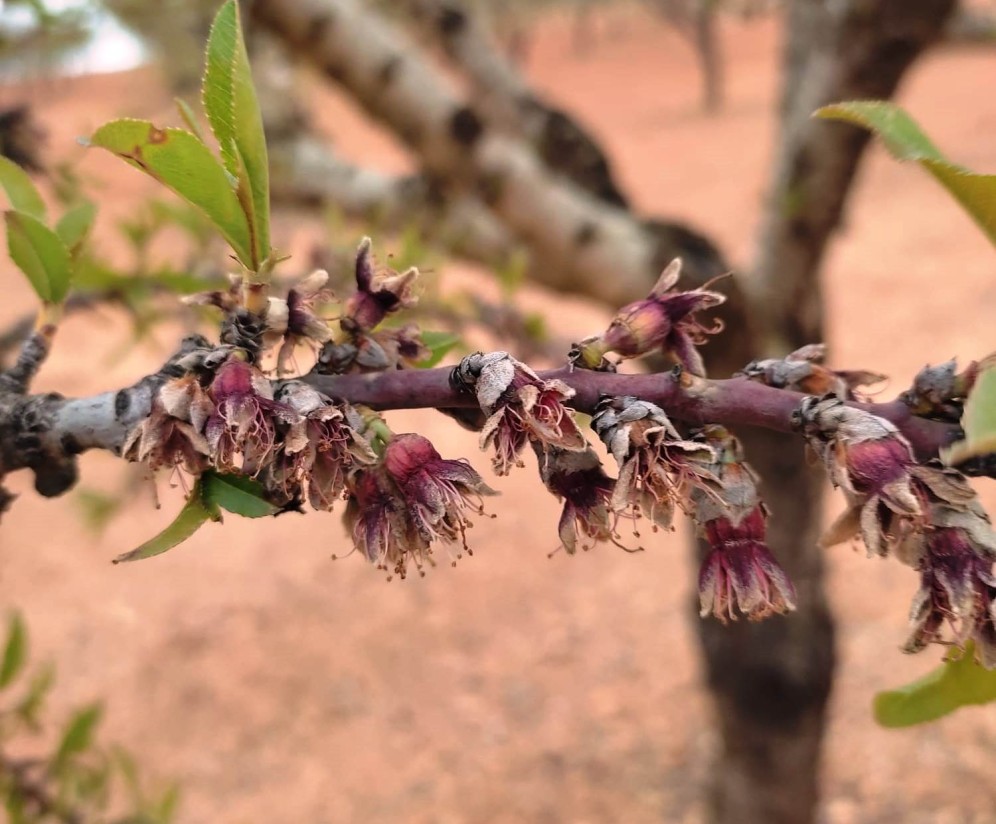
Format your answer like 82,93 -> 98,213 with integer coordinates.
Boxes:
2,2 -> 996,823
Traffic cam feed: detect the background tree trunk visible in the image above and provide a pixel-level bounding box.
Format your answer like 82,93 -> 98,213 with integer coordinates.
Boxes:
697,2 -> 957,823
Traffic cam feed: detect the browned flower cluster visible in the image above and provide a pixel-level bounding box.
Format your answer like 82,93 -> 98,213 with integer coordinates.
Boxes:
116,244 -> 996,666
796,396 -> 996,666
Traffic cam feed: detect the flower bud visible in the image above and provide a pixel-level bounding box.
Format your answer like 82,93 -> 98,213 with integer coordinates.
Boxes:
344,237 -> 418,331
587,259 -> 725,375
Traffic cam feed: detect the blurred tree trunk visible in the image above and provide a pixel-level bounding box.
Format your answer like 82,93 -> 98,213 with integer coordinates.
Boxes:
698,2 -> 956,824
248,1 -> 954,823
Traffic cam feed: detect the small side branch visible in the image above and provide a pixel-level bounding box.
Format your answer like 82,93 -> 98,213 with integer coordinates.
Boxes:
0,327 -> 53,395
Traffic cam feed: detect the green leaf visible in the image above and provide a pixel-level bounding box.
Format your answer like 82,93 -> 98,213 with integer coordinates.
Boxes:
0,613 -> 27,690
203,0 -> 270,269
54,704 -> 103,769
0,155 -> 46,219
5,210 -> 72,303
415,330 -> 462,368
942,365 -> 996,466
87,119 -> 254,268
113,481 -> 218,563
816,102 -> 996,248
54,200 -> 97,256
175,97 -> 208,145
874,643 -> 996,727
15,663 -> 55,729
201,471 -> 278,518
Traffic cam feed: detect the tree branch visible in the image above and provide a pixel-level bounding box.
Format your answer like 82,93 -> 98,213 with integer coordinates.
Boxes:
751,0 -> 957,351
252,0 -> 726,305
399,0 -> 630,206
0,351 -> 958,496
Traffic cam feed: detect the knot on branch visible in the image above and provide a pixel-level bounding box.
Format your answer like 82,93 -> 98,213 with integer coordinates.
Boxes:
7,393 -> 78,498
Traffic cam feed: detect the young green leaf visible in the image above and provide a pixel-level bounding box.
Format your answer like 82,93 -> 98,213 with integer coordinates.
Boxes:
874,643 -> 996,727
112,481 -> 219,563
88,119 -> 254,268
0,613 -> 27,690
5,210 -> 72,303
415,330 -> 462,368
175,97 -> 208,145
201,470 -> 279,518
816,102 -> 996,248
54,200 -> 97,256
941,365 -> 996,466
53,704 -> 103,769
203,0 -> 270,269
0,155 -> 46,220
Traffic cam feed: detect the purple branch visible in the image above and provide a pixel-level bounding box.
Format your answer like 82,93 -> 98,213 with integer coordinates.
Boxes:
305,366 -> 958,459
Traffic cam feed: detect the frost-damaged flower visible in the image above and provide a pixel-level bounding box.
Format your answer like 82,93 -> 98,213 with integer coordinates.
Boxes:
343,468 -> 428,579
535,443 -> 623,554
794,395 -> 922,557
573,259 -> 725,376
452,352 -> 586,475
342,433 -> 495,579
205,357 -> 299,474
122,375 -> 213,473
383,433 -> 496,551
902,353 -> 996,423
269,383 -> 376,510
592,396 -> 717,530
691,426 -> 796,622
738,343 -> 885,400
319,321 -> 431,375
343,236 -> 418,332
904,503 -> 996,669
265,269 -> 334,374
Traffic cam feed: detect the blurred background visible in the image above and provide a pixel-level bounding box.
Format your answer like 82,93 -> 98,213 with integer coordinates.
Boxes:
1,0 -> 996,821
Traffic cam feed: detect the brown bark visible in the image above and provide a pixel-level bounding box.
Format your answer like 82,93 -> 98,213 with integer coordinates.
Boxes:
698,3 -> 957,824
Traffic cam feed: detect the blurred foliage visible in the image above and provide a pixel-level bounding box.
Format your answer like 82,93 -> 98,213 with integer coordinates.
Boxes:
0,0 -> 91,73
0,613 -> 180,823
874,642 -> 996,728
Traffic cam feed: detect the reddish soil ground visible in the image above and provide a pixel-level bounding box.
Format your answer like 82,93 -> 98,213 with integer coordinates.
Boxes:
2,6 -> 996,823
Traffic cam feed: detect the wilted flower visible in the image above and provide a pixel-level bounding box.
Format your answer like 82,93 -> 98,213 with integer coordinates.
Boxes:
122,375 -> 213,473
343,237 -> 418,332
697,504 -> 797,623
902,353 -> 996,423
904,504 -> 996,669
180,272 -> 242,314
592,396 -> 717,530
205,357 -> 299,474
343,468 -> 428,578
269,383 -> 376,510
341,433 -> 492,578
383,433 -> 495,549
265,269 -> 334,373
319,322 -> 431,375
794,395 -> 922,556
453,352 -> 586,475
576,259 -> 725,376
738,343 -> 885,400
536,444 -> 621,554
691,426 -> 796,622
